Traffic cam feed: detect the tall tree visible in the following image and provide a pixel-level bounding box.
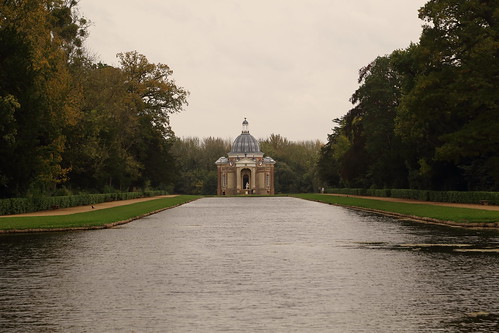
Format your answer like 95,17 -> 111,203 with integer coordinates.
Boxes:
318,55 -> 408,189
317,119 -> 344,188
65,51 -> 189,192
0,0 -> 85,196
64,64 -> 135,190
350,56 -> 408,188
395,0 -> 498,190
117,51 -> 188,139
117,51 -> 189,190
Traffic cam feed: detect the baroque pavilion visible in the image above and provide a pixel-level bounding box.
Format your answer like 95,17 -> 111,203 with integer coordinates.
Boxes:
215,119 -> 276,195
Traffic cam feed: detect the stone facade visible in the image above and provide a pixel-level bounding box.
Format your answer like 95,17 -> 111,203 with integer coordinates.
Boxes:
215,119 -> 275,195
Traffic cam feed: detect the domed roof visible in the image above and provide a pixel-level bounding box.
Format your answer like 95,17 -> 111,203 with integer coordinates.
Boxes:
230,133 -> 261,154
230,118 -> 262,154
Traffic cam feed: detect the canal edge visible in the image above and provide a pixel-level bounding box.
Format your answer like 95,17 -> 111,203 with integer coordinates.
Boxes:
301,198 -> 499,230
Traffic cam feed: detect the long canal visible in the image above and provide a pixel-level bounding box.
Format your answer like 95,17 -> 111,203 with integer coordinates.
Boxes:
0,197 -> 498,332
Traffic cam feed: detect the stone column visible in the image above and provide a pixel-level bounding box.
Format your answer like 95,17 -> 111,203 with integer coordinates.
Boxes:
236,167 -> 241,194
250,167 -> 256,192
217,166 -> 221,195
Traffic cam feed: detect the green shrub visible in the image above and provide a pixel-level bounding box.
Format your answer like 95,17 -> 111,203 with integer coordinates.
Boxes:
0,200 -> 11,214
327,188 -> 366,195
366,189 -> 391,197
427,191 -> 499,205
7,198 -> 32,214
390,189 -> 429,201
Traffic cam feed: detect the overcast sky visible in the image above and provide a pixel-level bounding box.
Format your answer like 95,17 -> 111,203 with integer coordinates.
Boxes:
78,0 -> 427,142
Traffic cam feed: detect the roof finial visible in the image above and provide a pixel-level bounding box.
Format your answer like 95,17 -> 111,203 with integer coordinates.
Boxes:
242,118 -> 249,133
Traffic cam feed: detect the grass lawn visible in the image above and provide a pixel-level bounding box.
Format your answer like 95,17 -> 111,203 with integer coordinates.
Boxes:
292,193 -> 499,224
0,195 -> 200,231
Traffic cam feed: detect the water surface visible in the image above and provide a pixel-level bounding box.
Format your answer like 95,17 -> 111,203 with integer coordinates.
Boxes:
0,197 -> 497,332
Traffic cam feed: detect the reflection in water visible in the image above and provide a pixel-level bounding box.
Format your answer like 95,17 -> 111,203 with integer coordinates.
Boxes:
0,197 -> 498,332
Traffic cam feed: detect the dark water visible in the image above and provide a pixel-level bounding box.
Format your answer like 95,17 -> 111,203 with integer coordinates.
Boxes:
0,197 -> 498,332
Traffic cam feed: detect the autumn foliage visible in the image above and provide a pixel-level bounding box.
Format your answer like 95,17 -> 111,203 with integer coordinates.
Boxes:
0,1 -> 188,197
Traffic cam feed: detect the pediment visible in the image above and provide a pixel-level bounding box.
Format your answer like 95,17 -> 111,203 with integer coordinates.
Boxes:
235,158 -> 257,166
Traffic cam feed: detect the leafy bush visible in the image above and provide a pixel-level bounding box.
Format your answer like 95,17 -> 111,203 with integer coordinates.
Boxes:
366,189 -> 391,197
390,189 -> 429,201
327,188 -> 366,196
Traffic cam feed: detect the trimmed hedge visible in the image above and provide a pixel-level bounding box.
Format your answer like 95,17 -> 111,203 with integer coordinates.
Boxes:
326,188 -> 499,205
324,188 -> 391,197
0,190 -> 167,215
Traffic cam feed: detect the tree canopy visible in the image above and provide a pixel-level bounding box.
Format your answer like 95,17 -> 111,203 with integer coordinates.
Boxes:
319,0 -> 498,191
0,1 -> 188,197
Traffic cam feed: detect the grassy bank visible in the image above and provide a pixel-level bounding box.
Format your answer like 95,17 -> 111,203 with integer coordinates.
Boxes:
0,195 -> 200,232
292,194 -> 499,226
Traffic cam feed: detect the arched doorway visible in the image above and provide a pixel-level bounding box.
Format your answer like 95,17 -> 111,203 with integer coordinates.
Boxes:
241,168 -> 251,191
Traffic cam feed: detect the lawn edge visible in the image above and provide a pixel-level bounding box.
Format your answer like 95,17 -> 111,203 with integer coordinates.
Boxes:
0,197 -> 199,234
296,196 -> 499,230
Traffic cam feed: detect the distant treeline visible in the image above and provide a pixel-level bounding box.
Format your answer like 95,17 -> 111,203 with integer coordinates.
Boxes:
0,1 -> 188,198
172,135 -> 323,195
318,0 -> 498,191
